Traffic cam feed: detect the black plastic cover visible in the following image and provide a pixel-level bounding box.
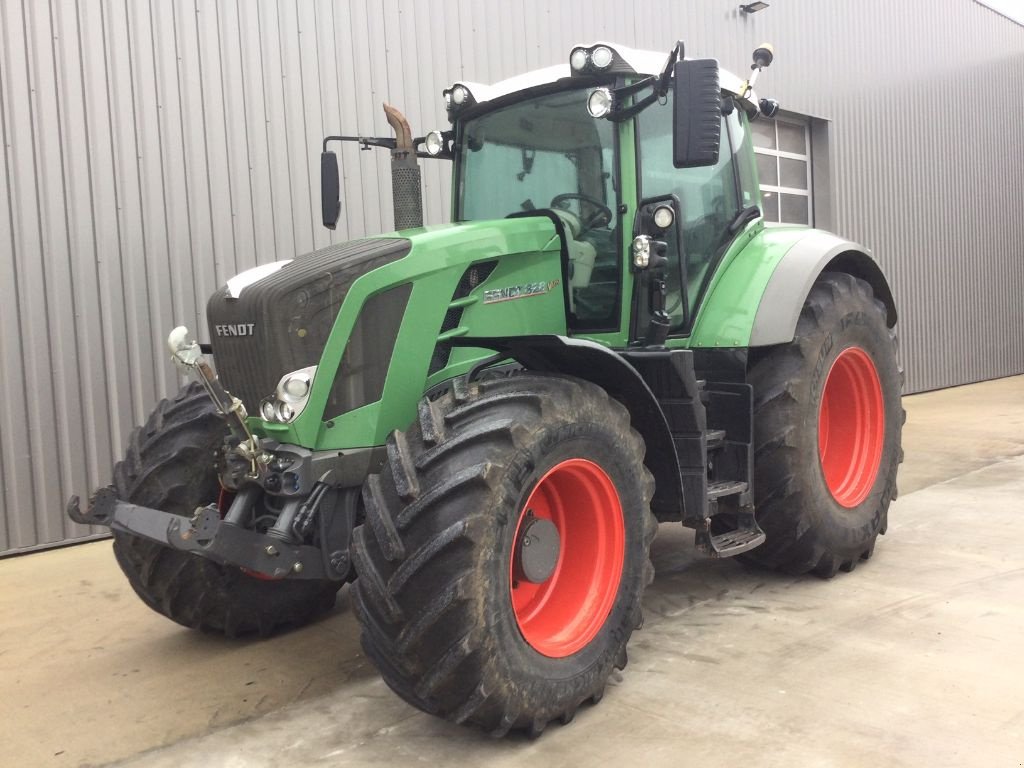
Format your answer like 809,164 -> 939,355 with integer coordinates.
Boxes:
325,283 -> 412,418
672,59 -> 721,169
207,238 -> 411,412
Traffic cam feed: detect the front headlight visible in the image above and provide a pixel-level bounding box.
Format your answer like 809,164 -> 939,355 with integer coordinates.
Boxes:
279,370 -> 313,401
261,400 -> 277,421
276,401 -> 295,422
261,365 -> 317,423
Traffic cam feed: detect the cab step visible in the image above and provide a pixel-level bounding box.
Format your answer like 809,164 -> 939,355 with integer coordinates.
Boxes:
694,505 -> 766,558
701,527 -> 765,557
707,479 -> 747,500
706,428 -> 726,450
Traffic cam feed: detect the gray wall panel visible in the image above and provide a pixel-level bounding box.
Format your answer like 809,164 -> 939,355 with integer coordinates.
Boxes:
2,0 -> 1023,553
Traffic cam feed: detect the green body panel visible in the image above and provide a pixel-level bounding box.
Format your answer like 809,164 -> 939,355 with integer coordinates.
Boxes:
254,217 -> 566,451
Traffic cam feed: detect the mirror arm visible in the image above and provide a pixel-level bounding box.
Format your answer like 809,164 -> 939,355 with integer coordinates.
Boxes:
600,41 -> 686,124
607,90 -> 661,123
322,135 -> 397,153
657,40 -> 685,97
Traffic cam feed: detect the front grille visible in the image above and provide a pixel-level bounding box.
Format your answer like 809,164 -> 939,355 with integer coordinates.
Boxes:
207,237 -> 411,412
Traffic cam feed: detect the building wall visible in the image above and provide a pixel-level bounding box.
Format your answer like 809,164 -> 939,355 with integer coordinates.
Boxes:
2,0 -> 1023,554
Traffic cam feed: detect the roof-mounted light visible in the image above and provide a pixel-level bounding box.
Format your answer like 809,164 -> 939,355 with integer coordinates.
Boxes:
591,46 -> 613,69
570,48 -> 588,72
442,83 -> 476,120
568,43 -> 636,77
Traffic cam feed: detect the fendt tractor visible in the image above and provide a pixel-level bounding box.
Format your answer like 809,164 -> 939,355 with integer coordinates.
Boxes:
69,41 -> 903,735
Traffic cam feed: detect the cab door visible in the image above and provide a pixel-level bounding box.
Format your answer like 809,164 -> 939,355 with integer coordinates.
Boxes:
632,99 -> 758,343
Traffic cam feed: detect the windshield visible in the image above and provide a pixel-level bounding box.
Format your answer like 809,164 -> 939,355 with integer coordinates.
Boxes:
457,88 -> 619,329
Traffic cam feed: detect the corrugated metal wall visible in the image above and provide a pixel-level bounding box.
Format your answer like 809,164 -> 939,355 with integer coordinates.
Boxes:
2,0 -> 1023,554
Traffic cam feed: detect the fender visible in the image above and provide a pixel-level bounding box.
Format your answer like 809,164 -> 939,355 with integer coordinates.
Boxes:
750,230 -> 897,346
449,335 -> 684,519
688,227 -> 897,350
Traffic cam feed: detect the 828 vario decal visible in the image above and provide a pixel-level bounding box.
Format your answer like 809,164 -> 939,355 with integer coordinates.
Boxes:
483,279 -> 560,305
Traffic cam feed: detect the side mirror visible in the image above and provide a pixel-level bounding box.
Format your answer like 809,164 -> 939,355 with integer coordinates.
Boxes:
321,151 -> 341,229
672,59 -> 721,169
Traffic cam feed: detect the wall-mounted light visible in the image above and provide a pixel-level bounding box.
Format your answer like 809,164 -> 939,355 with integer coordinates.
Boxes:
740,2 -> 770,13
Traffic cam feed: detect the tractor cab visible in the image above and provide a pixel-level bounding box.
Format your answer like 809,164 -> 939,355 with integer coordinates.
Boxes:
323,42 -> 777,348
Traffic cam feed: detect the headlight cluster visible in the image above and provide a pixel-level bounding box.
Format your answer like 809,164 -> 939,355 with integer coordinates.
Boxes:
631,235 -> 652,269
260,365 -> 317,424
569,44 -> 617,75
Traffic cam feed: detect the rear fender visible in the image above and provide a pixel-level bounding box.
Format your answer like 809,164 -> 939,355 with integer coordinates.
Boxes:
750,231 -> 897,346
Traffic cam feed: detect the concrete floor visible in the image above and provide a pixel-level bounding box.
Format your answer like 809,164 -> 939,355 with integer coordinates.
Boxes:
3,376 -> 1024,767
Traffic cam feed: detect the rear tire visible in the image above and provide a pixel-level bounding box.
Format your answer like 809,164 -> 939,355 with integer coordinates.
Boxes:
350,374 -> 657,736
740,271 -> 904,576
111,383 -> 340,636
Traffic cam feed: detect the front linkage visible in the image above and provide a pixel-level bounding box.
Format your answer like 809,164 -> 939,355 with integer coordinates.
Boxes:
66,486 -> 349,580
68,327 -> 358,583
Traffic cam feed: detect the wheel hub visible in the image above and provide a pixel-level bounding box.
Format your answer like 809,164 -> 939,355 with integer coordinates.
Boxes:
515,514 -> 561,584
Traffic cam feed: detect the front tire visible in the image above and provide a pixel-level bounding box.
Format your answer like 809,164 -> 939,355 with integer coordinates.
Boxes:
350,374 -> 656,736
111,383 -> 340,636
741,271 -> 904,576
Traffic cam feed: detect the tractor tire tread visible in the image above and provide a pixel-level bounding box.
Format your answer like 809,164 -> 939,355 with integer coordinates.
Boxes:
738,272 -> 904,577
351,373 -> 656,735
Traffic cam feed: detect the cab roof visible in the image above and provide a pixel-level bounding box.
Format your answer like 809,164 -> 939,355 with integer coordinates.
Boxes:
446,42 -> 754,113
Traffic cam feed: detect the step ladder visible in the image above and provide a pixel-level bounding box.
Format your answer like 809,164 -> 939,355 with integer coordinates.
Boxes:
622,348 -> 765,559
693,380 -> 765,557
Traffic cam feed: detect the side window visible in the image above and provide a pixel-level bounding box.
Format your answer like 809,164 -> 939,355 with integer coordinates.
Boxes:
637,97 -> 741,328
751,116 -> 813,225
729,109 -> 760,210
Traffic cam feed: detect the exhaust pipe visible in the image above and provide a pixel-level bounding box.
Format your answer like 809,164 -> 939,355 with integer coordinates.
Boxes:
383,104 -> 423,231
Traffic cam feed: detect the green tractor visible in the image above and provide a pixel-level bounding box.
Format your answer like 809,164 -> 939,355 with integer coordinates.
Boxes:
68,41 -> 903,736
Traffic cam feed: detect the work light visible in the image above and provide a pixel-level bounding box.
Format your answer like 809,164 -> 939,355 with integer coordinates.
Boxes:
425,130 -> 445,156
591,46 -> 613,69
587,88 -> 613,118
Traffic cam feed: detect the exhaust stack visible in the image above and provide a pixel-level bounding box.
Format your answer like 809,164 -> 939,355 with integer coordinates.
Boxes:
383,104 -> 424,231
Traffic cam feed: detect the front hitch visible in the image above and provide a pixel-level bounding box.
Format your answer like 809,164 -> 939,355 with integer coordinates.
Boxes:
67,486 -> 355,581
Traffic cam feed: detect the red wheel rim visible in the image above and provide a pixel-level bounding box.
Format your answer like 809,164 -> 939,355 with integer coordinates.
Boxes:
818,346 -> 885,508
509,459 -> 625,658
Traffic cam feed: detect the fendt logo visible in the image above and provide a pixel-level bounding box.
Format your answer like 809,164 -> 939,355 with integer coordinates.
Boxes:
214,323 -> 256,337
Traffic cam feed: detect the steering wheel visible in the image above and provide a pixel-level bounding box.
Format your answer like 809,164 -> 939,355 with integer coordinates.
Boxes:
549,193 -> 613,234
